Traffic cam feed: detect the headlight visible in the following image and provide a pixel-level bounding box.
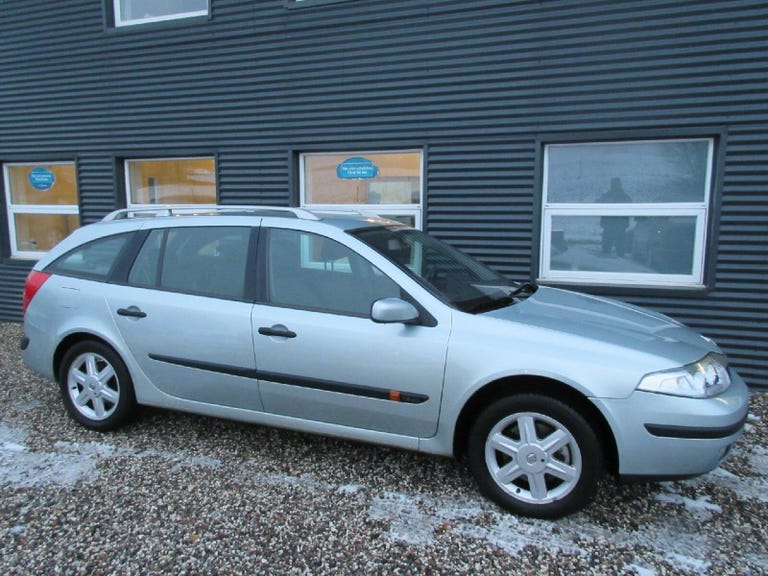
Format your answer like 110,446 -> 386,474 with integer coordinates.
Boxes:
637,354 -> 731,398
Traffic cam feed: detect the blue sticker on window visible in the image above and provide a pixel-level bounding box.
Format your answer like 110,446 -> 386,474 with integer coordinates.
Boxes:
28,167 -> 56,191
337,157 -> 379,180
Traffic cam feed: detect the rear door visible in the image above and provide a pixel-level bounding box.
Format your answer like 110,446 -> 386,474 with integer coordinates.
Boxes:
107,224 -> 262,410
252,226 -> 450,438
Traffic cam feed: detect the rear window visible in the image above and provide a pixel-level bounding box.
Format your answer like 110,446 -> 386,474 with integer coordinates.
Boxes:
47,234 -> 132,281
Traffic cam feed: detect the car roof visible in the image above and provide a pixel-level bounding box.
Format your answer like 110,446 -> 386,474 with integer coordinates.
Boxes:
101,205 -> 399,232
34,205 -> 402,270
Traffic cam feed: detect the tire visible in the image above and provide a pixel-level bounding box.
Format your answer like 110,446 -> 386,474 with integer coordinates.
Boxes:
467,394 -> 603,519
58,341 -> 137,431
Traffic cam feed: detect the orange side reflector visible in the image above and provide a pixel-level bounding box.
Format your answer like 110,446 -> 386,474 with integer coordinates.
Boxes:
389,390 -> 401,402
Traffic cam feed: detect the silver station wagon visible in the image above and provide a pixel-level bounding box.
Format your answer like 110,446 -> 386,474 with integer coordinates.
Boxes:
21,206 -> 749,518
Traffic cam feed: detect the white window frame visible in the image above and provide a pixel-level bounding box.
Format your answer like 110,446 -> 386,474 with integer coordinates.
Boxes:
3,162 -> 80,260
114,0 -> 209,27
300,150 -> 424,229
124,156 -> 217,209
539,138 -> 714,287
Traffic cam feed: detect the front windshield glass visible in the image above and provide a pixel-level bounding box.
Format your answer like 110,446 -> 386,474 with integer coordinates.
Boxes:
351,225 -> 528,312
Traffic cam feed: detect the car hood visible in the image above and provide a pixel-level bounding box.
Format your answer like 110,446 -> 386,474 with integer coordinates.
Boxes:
482,286 -> 720,365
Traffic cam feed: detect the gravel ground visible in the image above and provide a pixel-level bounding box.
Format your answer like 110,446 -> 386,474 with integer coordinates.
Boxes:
1,321 -> 766,575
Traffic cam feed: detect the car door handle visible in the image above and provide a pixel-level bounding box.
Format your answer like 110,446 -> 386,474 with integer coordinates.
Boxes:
258,326 -> 296,338
117,306 -> 147,319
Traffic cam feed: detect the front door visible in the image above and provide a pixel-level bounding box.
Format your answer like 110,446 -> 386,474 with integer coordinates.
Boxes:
253,227 -> 449,437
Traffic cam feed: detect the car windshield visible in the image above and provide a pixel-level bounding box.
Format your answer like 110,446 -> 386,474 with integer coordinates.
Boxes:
351,225 -> 534,313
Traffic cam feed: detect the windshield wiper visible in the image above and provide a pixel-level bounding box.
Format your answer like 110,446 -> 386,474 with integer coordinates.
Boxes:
507,281 -> 538,299
462,282 -> 538,314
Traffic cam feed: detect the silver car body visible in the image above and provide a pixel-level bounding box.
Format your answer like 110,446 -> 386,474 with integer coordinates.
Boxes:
22,209 -> 749,481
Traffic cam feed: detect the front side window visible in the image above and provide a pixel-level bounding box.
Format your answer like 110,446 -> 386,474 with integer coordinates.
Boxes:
266,228 -> 400,315
125,157 -> 216,208
540,139 -> 713,287
3,162 -> 81,259
301,150 -> 423,228
114,0 -> 209,27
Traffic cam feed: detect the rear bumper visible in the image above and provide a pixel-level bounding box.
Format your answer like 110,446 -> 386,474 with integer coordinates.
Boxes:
594,369 -> 750,478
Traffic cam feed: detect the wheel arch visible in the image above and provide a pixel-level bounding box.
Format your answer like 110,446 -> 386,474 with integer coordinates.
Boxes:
53,332 -> 120,383
452,375 -> 619,474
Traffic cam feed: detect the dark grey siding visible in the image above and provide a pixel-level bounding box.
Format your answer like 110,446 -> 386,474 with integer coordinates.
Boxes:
1,0 -> 766,386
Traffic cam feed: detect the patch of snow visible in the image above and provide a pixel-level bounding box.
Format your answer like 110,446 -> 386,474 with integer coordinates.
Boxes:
368,492 -> 438,546
664,552 -> 710,573
692,466 -> 768,503
1,425 -> 223,488
337,483 -> 364,495
749,446 -> 768,476
0,443 -> 100,487
628,563 -> 657,576
655,484 -> 722,518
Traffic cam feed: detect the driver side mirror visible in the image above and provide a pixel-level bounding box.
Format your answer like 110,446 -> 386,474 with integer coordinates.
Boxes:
370,298 -> 419,324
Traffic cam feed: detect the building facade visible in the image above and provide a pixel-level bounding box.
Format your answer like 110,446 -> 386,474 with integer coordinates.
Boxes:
1,0 -> 766,386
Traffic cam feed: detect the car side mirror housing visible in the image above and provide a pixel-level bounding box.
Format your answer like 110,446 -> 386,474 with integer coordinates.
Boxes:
371,298 -> 420,324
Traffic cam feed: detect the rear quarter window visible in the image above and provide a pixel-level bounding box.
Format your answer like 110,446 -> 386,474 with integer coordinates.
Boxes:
46,233 -> 132,281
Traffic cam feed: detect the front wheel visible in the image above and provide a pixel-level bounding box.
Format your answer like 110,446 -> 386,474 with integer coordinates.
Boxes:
58,341 -> 137,431
467,394 -> 603,519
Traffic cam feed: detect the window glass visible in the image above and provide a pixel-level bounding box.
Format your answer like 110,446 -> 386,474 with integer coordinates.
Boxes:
546,141 -> 710,204
6,164 -> 79,205
549,215 -> 697,276
126,157 -> 216,206
128,229 -> 164,286
115,0 -> 208,26
13,214 -> 80,253
301,150 -> 422,228
353,226 -> 513,311
540,139 -> 712,287
130,227 -> 250,299
267,228 -> 400,315
3,162 -> 81,258
48,234 -> 130,280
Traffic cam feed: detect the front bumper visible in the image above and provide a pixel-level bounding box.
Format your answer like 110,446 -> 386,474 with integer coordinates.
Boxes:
593,369 -> 750,478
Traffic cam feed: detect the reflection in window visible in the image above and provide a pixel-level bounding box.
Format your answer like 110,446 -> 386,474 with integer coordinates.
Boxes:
546,141 -> 710,204
267,228 -> 399,315
301,150 -> 423,228
126,157 -> 216,207
549,216 -> 697,276
3,162 -> 81,258
540,139 -> 712,286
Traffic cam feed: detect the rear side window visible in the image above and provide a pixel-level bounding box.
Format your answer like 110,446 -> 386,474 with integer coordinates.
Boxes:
47,234 -> 131,280
128,226 -> 252,300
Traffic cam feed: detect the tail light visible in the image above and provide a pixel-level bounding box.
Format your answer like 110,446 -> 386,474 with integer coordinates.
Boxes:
22,271 -> 51,315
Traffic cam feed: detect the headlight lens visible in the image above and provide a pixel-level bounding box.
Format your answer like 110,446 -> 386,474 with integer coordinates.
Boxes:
637,354 -> 731,398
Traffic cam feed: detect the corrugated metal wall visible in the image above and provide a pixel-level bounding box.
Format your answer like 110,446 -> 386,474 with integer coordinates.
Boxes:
1,0 -> 766,386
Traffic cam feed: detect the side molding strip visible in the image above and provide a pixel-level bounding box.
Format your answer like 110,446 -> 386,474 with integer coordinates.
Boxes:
148,353 -> 428,404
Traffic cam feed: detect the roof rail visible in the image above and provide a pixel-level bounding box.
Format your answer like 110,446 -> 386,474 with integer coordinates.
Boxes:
102,205 -> 321,222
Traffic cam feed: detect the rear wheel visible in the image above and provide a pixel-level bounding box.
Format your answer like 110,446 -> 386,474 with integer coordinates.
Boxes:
467,394 -> 603,518
58,341 -> 137,431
